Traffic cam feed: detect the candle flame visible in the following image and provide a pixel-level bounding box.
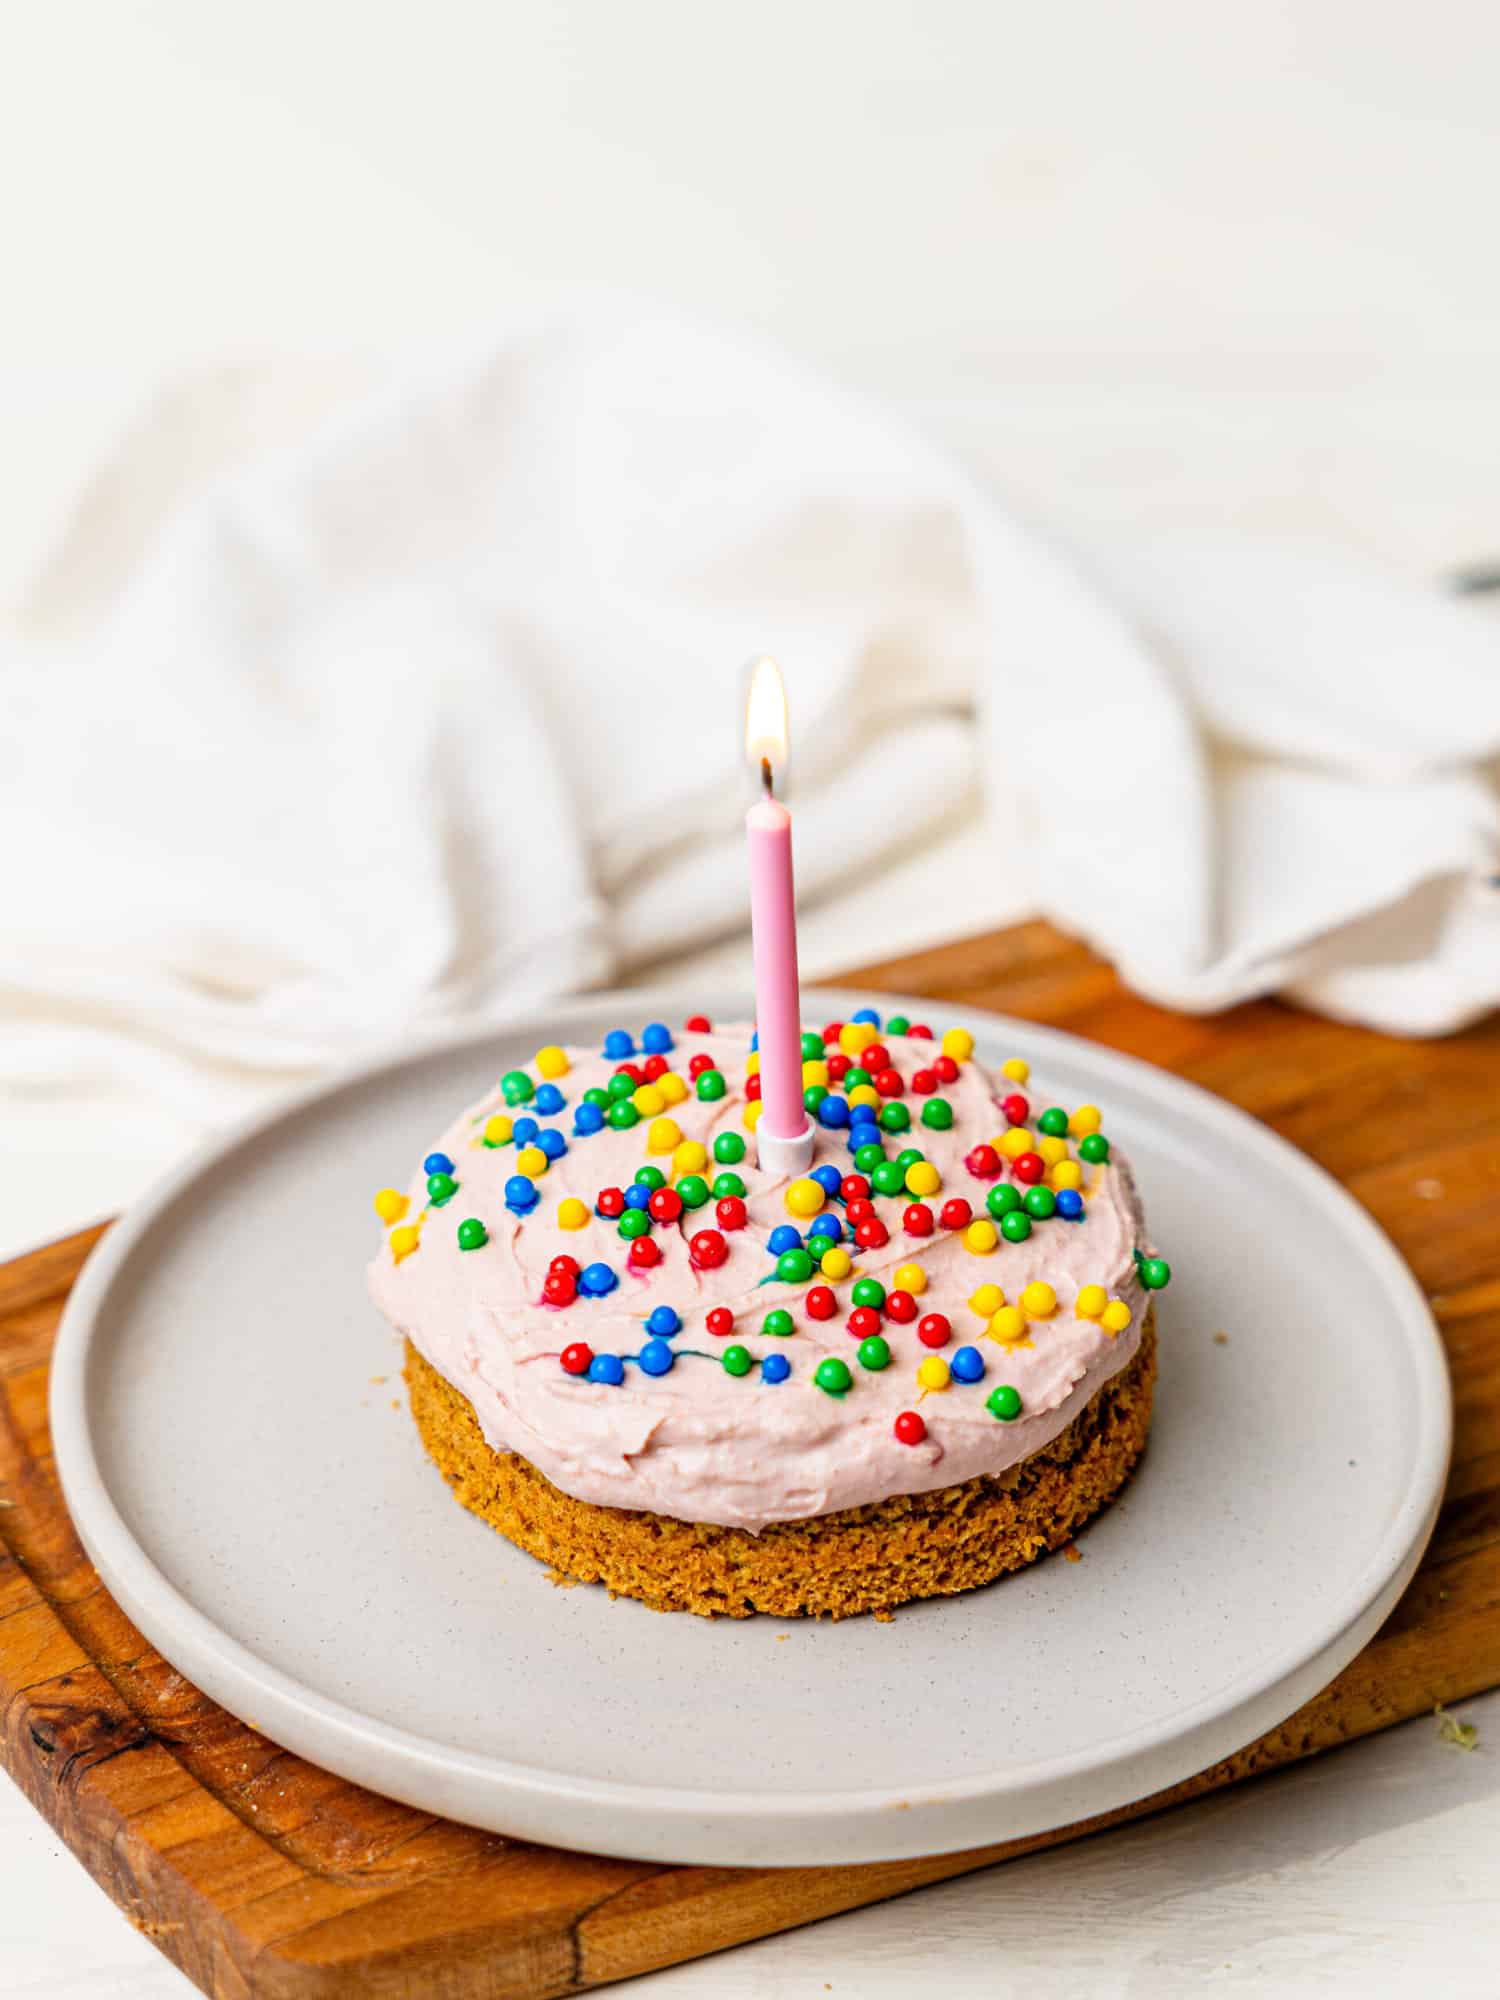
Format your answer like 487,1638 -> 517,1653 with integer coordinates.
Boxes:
744,656 -> 788,792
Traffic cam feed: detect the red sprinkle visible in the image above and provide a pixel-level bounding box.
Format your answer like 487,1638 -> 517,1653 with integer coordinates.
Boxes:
934,1055 -> 960,1084
822,1021 -> 844,1045
903,1202 -> 935,1236
629,1237 -> 662,1269
648,1187 -> 684,1223
911,1068 -> 938,1095
917,1312 -> 952,1348
684,1014 -> 712,1032
827,1051 -> 852,1082
1012,1152 -> 1045,1185
560,1341 -> 593,1375
845,1196 -> 875,1226
641,1053 -> 669,1082
840,1173 -> 871,1203
716,1195 -> 748,1231
862,1042 -> 890,1073
596,1187 -> 626,1219
1001,1093 -> 1030,1126
965,1143 -> 1002,1179
873,1067 -> 904,1098
805,1285 -> 837,1321
745,1073 -> 762,1101
690,1228 -> 729,1269
940,1197 -> 973,1230
907,1022 -> 934,1039
705,1306 -> 734,1338
894,1410 -> 928,1445
855,1217 -> 890,1250
847,1306 -> 882,1340
615,1063 -> 645,1087
544,1271 -> 577,1306
885,1289 -> 918,1323
688,1052 -> 716,1079
549,1254 -> 581,1279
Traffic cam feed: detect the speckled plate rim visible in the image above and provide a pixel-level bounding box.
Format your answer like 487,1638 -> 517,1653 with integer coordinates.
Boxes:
50,986 -> 1452,1866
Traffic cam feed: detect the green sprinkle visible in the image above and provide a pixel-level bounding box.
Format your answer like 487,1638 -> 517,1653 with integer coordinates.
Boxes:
606,1072 -> 636,1100
1038,1107 -> 1070,1138
456,1218 -> 488,1251
854,1142 -> 885,1174
500,1070 -> 534,1106
762,1308 -> 795,1338
722,1344 -> 753,1377
776,1247 -> 815,1284
617,1208 -> 651,1240
1079,1133 -> 1110,1165
712,1171 -> 747,1200
607,1100 -> 639,1130
697,1070 -> 727,1101
634,1165 -> 666,1191
920,1098 -> 954,1130
843,1067 -> 872,1093
857,1335 -> 891,1371
885,1015 -> 910,1036
714,1130 -> 747,1164
815,1356 -> 853,1396
986,1183 -> 1022,1218
851,1277 -> 886,1310
677,1174 -> 711,1209
800,1030 -> 824,1061
871,1160 -> 906,1197
582,1087 -> 610,1110
1138,1256 -> 1172,1290
426,1171 -> 457,1206
1000,1210 -> 1032,1243
1023,1186 -> 1057,1219
986,1384 -> 1022,1421
895,1148 -> 925,1172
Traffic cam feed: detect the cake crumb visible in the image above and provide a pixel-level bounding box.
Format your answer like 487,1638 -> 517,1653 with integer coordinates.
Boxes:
1212,1331 -> 1229,1346
1061,1543 -> 1082,1563
391,1398 -> 401,1410
1414,1179 -> 1444,1200
369,1375 -> 388,1385
1435,1704 -> 1479,1752
547,1570 -> 581,1590
776,1632 -> 789,1641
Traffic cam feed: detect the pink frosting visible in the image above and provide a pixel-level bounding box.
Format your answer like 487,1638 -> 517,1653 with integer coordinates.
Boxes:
369,1025 -> 1155,1531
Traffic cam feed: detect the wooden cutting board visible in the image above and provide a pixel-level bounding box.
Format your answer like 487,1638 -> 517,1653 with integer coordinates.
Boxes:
3,921 -> 1498,1999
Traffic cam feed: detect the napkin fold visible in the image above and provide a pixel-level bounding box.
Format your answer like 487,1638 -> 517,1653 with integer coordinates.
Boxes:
4,312 -> 1498,1123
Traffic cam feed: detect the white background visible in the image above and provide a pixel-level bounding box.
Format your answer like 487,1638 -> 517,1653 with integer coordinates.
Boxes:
3,3 -> 1498,1992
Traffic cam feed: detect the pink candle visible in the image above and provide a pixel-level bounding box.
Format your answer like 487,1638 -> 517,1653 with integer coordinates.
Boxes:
744,659 -> 814,1180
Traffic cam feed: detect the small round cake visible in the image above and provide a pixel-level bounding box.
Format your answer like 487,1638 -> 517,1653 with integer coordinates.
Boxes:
369,1012 -> 1171,1619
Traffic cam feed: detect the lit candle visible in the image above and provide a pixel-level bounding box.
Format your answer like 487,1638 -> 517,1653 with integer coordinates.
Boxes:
744,657 -> 815,1181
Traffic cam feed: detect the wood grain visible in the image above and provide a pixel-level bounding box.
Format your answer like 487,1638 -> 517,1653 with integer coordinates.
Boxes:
2,921 -> 1497,1998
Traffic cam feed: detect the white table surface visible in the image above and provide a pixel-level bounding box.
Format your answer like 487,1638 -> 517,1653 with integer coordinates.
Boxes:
6,2 -> 1500,1989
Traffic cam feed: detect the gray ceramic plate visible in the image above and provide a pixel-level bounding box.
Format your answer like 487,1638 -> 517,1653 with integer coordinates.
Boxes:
50,989 -> 1450,1867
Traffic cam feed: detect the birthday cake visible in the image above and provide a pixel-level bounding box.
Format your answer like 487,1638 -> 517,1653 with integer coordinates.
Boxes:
368,1012 -> 1170,1619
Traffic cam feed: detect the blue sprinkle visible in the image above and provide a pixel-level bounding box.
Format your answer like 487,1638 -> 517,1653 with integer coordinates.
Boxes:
850,1007 -> 881,1027
767,1224 -> 803,1256
504,1175 -> 538,1213
534,1083 -> 566,1116
423,1151 -> 454,1176
587,1353 -> 625,1386
538,1128 -> 567,1161
637,1337 -> 675,1376
579,1261 -> 618,1298
623,1184 -> 652,1211
951,1344 -> 986,1384
603,1028 -> 635,1060
817,1094 -> 851,1129
573,1102 -> 605,1136
641,1022 -> 673,1055
811,1163 -> 843,1196
751,1030 -> 759,1051
761,1353 -> 791,1385
646,1304 -> 681,1337
1056,1188 -> 1085,1220
512,1117 -> 540,1147
808,1213 -> 842,1244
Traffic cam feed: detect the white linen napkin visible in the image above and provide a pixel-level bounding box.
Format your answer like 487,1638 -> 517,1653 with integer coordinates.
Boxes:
4,311 -> 1498,1128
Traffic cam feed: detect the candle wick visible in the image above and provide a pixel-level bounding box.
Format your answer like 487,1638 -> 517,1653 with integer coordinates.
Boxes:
760,756 -> 774,798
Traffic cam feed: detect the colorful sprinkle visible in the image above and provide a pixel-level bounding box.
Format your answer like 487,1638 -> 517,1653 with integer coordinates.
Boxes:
647,1116 -> 683,1155
815,1356 -> 854,1396
646,1305 -> 682,1336
989,1306 -> 1028,1346
1037,1107 -> 1070,1138
677,1174 -> 711,1210
1101,1300 -> 1132,1335
819,1246 -> 853,1280
762,1353 -> 792,1385
560,1341 -> 592,1374
714,1131 -> 747,1165
456,1218 -> 488,1251
893,1261 -> 928,1296
374,1188 -> 408,1224
893,1409 -> 927,1444
917,1312 -> 952,1349
603,1030 -> 634,1060
762,1307 -> 795,1338
722,1344 -> 753,1378
1076,1284 -> 1108,1321
987,1384 -> 1022,1421
950,1344 -> 986,1383
785,1176 -> 826,1218
706,1306 -> 734,1338
1069,1104 -> 1102,1136
389,1224 -> 420,1262
1001,1057 -> 1030,1083
857,1335 -> 892,1371
1079,1133 -> 1111,1165
963,1219 -> 999,1255
638,1337 -> 675,1376
1020,1281 -> 1057,1318
851,1277 -> 887,1310
777,1247 -> 816,1284
920,1098 -> 954,1131
1023,1186 -> 1057,1219
806,1284 -> 837,1320
1138,1256 -> 1172,1290
917,1355 -> 951,1390
578,1262 -> 618,1297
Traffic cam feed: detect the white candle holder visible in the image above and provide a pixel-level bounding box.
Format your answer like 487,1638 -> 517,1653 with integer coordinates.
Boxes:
755,1121 -> 816,1183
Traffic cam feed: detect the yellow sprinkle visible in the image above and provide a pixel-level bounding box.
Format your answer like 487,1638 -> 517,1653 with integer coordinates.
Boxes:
535,1044 -> 569,1080
557,1197 -> 589,1231
1075,1284 -> 1108,1321
515,1146 -> 548,1178
1038,1135 -> 1069,1167
1100,1299 -> 1132,1335
999,1127 -> 1034,1161
968,1282 -> 1004,1318
839,1021 -> 878,1056
963,1218 -> 998,1255
373,1188 -> 408,1224
389,1224 -> 420,1262
632,1083 -> 666,1117
1020,1280 -> 1057,1318
905,1160 -> 941,1198
647,1116 -> 683,1155
1070,1104 -> 1103,1137
482,1113 -> 513,1147
846,1084 -> 879,1111
1001,1057 -> 1031,1084
801,1058 -> 829,1089
785,1177 -> 826,1218
820,1245 -> 852,1280
1051,1159 -> 1083,1191
746,1051 -> 761,1076
894,1262 -> 928,1296
656,1071 -> 689,1106
917,1355 -> 951,1392
673,1140 -> 709,1176
744,1100 -> 764,1131
989,1305 -> 1029,1346
941,1027 -> 974,1062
